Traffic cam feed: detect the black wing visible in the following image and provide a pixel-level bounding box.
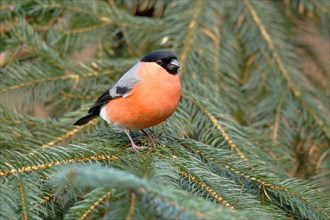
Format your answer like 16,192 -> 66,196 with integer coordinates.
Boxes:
88,85 -> 131,114
88,90 -> 113,115
73,90 -> 112,126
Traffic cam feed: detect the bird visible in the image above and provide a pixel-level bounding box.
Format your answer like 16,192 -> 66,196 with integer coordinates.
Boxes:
74,51 -> 181,151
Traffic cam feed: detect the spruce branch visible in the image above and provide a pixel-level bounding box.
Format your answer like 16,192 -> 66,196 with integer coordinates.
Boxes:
243,0 -> 330,139
177,139 -> 329,219
0,146 -> 120,177
1,0 -> 328,219
179,169 -> 235,210
178,0 -> 204,70
17,178 -> 28,220
41,120 -> 100,148
0,68 -> 113,95
64,188 -> 113,220
51,164 -> 270,219
184,94 -> 248,161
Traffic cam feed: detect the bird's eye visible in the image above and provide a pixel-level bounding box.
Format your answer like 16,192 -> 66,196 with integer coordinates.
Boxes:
156,60 -> 162,65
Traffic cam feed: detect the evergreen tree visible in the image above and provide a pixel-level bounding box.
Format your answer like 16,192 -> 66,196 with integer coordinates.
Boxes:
1,0 -> 329,219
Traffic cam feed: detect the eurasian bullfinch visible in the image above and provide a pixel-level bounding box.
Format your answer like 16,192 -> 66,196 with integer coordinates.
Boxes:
74,51 -> 181,151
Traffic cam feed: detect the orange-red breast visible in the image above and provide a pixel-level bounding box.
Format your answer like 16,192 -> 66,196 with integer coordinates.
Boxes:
74,51 -> 181,151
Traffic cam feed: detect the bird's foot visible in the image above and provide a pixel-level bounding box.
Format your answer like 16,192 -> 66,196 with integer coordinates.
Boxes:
142,129 -> 157,145
124,129 -> 148,152
145,134 -> 156,145
130,144 -> 148,152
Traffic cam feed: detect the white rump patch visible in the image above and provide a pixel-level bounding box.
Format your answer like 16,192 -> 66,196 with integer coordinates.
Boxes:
100,106 -> 110,123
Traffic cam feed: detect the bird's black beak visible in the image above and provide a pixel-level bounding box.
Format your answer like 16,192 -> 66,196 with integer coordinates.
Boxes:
169,59 -> 180,69
166,59 -> 180,74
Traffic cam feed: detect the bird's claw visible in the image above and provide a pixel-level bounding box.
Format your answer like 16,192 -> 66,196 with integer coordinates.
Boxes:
130,145 -> 148,152
142,129 -> 156,145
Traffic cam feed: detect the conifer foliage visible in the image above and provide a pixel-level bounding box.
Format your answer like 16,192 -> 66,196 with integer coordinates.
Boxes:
1,0 -> 329,219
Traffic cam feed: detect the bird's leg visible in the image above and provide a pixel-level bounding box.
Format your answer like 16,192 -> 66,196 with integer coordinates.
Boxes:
124,129 -> 147,152
141,129 -> 156,145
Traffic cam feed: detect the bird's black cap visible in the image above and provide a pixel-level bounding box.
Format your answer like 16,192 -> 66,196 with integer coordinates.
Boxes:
141,51 -> 178,62
141,51 -> 179,75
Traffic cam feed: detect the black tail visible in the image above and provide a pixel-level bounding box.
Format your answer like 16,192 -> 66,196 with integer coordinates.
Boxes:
74,113 -> 98,125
